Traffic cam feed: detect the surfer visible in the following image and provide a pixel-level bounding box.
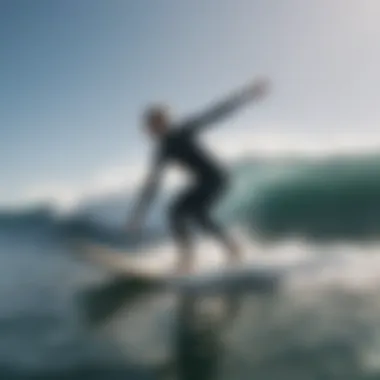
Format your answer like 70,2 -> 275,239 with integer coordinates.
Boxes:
127,77 -> 269,274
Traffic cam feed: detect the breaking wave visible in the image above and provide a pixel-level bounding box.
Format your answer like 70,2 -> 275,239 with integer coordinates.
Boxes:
2,153 -> 380,243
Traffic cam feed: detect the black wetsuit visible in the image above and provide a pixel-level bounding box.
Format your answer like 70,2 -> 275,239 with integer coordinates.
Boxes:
155,123 -> 228,245
137,83 -> 261,247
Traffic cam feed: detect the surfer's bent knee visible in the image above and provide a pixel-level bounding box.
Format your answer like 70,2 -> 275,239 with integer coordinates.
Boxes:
168,200 -> 190,240
169,201 -> 184,224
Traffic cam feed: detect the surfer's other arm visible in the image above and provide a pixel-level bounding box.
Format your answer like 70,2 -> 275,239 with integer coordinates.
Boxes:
183,77 -> 270,134
127,160 -> 163,231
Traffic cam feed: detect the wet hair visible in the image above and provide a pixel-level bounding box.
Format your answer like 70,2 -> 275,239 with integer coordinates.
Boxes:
143,104 -> 170,126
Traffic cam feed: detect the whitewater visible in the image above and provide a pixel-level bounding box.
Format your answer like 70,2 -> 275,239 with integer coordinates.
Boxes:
2,152 -> 380,379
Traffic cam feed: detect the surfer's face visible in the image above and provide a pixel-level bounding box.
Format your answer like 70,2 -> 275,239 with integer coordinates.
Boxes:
144,106 -> 170,139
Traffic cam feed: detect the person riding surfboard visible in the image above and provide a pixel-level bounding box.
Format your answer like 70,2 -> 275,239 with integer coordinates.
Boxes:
127,77 -> 270,274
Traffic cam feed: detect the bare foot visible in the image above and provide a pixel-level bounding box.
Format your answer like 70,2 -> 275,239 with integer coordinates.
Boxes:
227,242 -> 243,268
227,255 -> 241,268
176,260 -> 193,276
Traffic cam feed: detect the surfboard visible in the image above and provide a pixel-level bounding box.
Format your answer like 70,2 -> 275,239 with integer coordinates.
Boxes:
76,242 -> 280,296
74,241 -> 335,326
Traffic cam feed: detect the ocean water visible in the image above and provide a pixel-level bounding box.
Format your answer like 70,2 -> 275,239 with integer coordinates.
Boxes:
2,153 -> 380,379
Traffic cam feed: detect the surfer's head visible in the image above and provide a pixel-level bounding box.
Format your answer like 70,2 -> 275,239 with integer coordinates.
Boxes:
143,104 -> 171,139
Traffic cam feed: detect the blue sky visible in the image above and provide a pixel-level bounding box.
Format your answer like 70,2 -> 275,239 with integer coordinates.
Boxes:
1,0 -> 380,207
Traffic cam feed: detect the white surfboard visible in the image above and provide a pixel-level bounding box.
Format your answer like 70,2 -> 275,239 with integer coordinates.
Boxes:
77,242 -> 280,295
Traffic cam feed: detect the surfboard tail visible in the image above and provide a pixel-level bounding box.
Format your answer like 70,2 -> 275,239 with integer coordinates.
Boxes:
78,275 -> 164,326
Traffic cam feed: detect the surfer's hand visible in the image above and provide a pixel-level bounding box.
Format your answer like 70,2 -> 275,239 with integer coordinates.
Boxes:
245,77 -> 270,101
125,218 -> 142,235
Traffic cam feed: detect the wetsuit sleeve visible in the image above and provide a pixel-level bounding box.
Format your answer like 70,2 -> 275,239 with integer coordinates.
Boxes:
129,150 -> 166,223
182,80 -> 267,134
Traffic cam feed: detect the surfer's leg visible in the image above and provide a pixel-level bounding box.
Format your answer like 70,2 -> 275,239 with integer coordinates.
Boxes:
169,191 -> 196,274
195,210 -> 241,265
191,182 -> 241,265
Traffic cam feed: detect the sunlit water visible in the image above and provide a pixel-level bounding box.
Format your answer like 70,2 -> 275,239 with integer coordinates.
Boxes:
2,154 -> 380,379
2,224 -> 380,380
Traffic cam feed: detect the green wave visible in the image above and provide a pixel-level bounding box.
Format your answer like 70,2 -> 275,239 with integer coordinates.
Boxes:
227,154 -> 380,241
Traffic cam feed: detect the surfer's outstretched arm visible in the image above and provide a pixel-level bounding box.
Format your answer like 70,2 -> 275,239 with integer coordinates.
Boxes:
183,77 -> 270,134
